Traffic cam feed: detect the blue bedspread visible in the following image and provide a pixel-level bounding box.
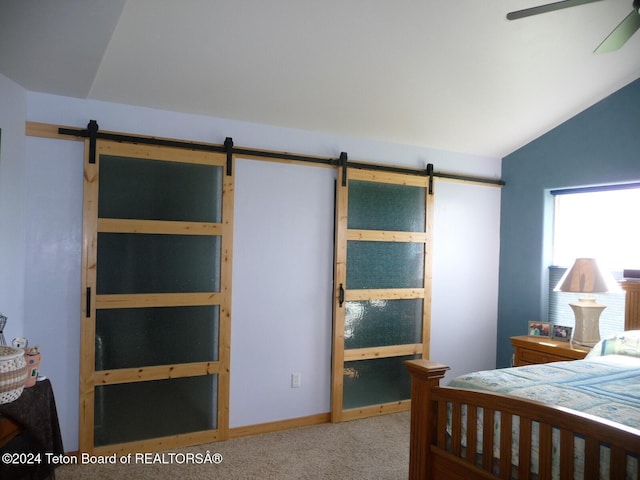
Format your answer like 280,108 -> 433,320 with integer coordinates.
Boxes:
446,355 -> 640,479
449,355 -> 640,429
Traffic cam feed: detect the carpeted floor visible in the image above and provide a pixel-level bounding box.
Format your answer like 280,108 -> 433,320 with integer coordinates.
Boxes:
56,411 -> 410,479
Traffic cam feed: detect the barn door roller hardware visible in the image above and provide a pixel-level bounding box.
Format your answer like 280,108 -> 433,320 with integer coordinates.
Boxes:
224,137 -> 234,176
340,152 -> 348,187
59,120 -> 100,163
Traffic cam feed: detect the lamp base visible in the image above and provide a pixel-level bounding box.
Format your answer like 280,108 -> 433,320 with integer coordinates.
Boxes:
569,297 -> 606,347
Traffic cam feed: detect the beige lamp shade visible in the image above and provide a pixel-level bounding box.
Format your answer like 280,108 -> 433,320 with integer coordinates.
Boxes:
554,258 -> 619,293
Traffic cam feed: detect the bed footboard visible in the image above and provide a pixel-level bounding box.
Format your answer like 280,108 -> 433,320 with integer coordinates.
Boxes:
405,359 -> 640,480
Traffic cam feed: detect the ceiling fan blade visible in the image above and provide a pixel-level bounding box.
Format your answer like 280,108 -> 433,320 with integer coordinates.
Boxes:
507,0 -> 603,20
594,9 -> 640,53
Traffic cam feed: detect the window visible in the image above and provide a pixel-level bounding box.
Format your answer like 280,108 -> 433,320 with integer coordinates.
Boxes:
552,184 -> 640,270
549,183 -> 640,336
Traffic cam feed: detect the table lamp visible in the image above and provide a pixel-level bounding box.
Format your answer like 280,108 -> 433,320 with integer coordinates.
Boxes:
554,258 -> 620,347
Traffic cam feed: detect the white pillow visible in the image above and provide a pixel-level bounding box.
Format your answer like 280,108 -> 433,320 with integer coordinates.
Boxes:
586,330 -> 640,358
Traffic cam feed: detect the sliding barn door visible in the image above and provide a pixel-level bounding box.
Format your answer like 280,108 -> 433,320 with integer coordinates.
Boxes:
80,140 -> 233,454
332,168 -> 432,422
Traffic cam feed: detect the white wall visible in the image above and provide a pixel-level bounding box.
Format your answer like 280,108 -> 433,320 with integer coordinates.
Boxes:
231,159 -> 335,427
18,92 -> 501,451
0,75 -> 27,342
23,136 -> 84,444
430,180 -> 501,382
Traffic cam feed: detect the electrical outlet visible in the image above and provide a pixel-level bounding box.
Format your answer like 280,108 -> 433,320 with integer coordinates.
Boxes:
291,372 -> 301,388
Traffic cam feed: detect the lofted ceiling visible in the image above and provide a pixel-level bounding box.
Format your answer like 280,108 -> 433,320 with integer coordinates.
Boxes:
1,0 -> 639,158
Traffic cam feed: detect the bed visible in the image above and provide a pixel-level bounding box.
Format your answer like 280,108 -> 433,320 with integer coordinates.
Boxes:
405,280 -> 640,480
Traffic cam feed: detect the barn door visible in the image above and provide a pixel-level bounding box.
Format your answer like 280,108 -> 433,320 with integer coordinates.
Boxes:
332,167 -> 432,422
80,139 -> 233,453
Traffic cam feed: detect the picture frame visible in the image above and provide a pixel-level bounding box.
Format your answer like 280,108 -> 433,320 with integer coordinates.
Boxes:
528,321 -> 550,337
552,325 -> 573,342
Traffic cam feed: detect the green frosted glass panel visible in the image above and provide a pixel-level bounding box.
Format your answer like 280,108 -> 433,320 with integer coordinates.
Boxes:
343,355 -> 419,409
98,155 -> 222,222
97,233 -> 220,294
94,375 -> 217,447
346,241 -> 424,289
95,306 -> 219,370
348,180 -> 426,232
344,299 -> 423,349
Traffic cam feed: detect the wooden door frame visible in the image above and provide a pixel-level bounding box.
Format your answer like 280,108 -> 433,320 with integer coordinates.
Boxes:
331,167 -> 434,422
79,140 -> 233,454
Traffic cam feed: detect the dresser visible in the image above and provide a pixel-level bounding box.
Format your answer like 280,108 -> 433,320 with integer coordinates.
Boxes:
510,335 -> 591,366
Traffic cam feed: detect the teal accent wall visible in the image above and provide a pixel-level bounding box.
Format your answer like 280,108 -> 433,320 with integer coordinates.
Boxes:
497,78 -> 640,368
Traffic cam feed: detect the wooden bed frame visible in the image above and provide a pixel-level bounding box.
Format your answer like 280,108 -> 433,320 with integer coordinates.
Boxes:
406,281 -> 640,480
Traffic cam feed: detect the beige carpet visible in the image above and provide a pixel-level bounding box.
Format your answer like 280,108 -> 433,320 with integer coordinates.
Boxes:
57,411 -> 410,480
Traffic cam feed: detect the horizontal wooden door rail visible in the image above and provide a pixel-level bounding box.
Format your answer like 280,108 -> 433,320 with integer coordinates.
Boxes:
345,288 -> 425,301
92,361 -> 222,386
347,168 -> 431,187
344,343 -> 423,362
96,292 -> 222,309
98,218 -> 223,236
97,141 -> 226,166
341,400 -> 411,422
347,229 -> 427,243
91,429 -> 222,458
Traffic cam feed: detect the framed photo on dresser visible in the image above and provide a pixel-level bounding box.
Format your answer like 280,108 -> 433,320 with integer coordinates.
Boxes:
528,321 -> 550,337
552,325 -> 573,342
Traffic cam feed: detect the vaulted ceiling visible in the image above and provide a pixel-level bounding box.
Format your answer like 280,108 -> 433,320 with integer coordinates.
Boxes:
1,0 -> 639,158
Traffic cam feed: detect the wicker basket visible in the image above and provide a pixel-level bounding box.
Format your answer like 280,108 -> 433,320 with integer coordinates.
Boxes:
0,345 -> 28,404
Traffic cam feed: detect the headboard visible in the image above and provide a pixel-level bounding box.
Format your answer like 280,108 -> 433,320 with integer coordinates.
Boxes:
622,280 -> 640,330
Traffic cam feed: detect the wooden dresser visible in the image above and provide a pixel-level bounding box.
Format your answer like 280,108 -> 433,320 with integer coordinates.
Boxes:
510,335 -> 591,367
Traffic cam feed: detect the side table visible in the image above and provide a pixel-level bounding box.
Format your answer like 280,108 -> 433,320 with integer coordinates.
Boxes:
0,379 -> 64,480
511,335 -> 590,367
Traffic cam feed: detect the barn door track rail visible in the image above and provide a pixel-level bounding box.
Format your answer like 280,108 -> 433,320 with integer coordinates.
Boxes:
57,120 -> 504,189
